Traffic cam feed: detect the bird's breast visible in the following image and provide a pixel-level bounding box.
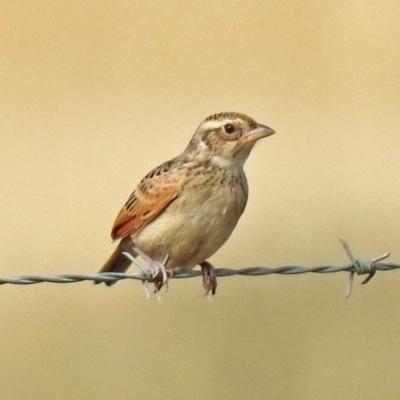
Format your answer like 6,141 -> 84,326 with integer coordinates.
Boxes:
132,166 -> 248,268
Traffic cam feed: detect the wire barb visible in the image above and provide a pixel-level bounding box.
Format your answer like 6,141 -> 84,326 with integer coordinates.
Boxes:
0,240 -> 396,297
340,239 -> 390,298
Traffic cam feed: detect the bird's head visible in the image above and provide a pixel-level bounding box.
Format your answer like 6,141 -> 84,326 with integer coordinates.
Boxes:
185,112 -> 275,167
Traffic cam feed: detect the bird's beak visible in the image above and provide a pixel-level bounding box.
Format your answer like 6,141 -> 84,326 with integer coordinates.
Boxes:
244,123 -> 276,144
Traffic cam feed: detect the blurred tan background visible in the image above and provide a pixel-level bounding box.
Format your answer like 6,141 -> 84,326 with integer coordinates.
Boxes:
1,1 -> 400,399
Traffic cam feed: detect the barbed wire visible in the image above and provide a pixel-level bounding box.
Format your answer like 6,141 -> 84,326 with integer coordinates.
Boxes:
0,240 -> 396,297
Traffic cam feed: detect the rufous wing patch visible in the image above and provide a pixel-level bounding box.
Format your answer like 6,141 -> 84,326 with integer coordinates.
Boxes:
111,164 -> 183,240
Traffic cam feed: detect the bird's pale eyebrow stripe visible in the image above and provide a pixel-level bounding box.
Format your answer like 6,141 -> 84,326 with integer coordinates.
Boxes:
201,120 -> 222,130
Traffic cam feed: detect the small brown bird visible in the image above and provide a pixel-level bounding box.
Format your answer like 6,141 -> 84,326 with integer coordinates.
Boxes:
98,112 -> 275,294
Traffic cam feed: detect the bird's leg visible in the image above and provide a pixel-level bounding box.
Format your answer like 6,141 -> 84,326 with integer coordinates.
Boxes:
200,261 -> 217,295
132,246 -> 171,293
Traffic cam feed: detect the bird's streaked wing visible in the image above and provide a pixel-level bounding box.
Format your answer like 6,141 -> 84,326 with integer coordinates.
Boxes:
111,163 -> 183,240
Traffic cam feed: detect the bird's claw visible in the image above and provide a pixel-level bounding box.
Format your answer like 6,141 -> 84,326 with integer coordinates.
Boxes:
200,261 -> 217,296
132,246 -> 171,295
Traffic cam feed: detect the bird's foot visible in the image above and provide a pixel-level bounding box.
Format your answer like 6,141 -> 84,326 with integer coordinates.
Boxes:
151,256 -> 172,293
132,246 -> 171,294
200,261 -> 217,296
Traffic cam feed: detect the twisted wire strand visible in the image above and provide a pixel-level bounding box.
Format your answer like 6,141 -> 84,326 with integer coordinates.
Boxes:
0,262 -> 398,285
0,241 -> 395,296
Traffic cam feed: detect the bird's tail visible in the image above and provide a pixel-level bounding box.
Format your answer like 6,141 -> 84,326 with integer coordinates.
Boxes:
96,239 -> 135,286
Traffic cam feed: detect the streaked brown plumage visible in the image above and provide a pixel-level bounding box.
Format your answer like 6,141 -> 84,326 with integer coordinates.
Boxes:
98,112 -> 275,294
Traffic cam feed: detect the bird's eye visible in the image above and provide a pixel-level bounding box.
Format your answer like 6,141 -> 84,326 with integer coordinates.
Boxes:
224,124 -> 236,134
